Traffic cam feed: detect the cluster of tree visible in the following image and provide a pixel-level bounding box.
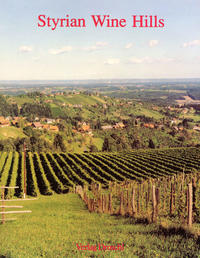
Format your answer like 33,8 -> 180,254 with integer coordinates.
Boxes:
101,132 -> 191,152
0,133 -> 66,152
102,133 -> 130,152
20,103 -> 52,118
0,95 -> 19,116
135,115 -> 155,123
26,91 -> 44,98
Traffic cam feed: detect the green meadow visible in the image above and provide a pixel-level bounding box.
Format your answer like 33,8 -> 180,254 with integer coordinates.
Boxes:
0,194 -> 199,258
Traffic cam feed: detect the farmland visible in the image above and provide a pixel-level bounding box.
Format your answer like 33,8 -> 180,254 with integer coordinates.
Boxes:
0,147 -> 200,198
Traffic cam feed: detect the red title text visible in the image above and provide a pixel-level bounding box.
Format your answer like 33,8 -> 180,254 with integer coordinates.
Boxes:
37,15 -> 165,31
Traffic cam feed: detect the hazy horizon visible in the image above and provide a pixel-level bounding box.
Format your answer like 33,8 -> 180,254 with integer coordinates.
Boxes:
0,78 -> 200,84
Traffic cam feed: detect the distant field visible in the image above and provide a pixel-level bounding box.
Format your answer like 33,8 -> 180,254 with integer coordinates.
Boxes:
134,106 -> 163,119
8,96 -> 35,105
7,94 -> 106,109
49,103 -> 63,117
176,96 -> 200,105
55,94 -> 105,105
0,127 -> 25,140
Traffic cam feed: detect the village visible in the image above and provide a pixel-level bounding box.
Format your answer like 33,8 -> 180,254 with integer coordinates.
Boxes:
0,89 -> 200,152
1,103 -> 200,135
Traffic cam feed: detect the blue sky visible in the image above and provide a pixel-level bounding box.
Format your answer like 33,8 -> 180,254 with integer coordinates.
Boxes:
0,0 -> 200,80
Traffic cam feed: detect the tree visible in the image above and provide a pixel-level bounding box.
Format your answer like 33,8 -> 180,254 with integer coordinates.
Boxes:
23,126 -> 34,137
131,139 -> 140,149
182,119 -> 189,129
102,137 -> 110,151
14,137 -> 26,152
148,139 -> 155,149
95,119 -> 101,130
178,136 -> 185,142
169,130 -> 176,137
89,144 -> 98,152
53,134 -> 66,152
58,122 -> 65,132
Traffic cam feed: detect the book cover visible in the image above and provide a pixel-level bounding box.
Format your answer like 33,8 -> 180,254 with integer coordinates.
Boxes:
0,1 -> 200,257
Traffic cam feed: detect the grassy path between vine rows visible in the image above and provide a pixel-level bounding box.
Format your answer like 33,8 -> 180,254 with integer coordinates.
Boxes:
0,194 -> 199,258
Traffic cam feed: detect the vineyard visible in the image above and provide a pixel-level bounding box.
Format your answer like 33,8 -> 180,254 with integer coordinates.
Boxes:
0,147 -> 200,198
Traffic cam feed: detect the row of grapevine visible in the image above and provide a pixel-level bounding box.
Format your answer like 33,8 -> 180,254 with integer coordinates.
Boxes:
46,153 -> 74,188
33,153 -> 53,195
54,154 -> 87,185
0,153 -> 13,187
6,152 -> 19,198
69,153 -> 107,184
26,152 -> 40,196
0,147 -> 200,197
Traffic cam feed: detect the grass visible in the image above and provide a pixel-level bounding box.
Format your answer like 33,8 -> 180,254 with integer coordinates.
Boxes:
135,106 -> 163,119
0,194 -> 199,258
92,137 -> 104,151
50,104 -> 64,117
55,94 -> 104,105
181,113 -> 200,122
0,127 -> 25,140
8,96 -> 34,105
66,141 -> 88,153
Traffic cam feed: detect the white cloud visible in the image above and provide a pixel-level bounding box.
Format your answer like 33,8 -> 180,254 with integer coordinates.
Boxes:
149,40 -> 159,47
129,56 -> 153,64
19,46 -> 33,53
104,58 -> 120,65
128,56 -> 174,64
83,42 -> 108,51
183,40 -> 200,48
48,46 -> 72,55
125,43 -> 133,49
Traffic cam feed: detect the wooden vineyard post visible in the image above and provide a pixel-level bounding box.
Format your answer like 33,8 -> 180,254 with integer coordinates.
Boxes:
152,185 -> 157,223
173,180 -> 176,212
83,192 -> 88,205
127,189 -> 132,216
98,183 -> 101,192
187,183 -> 193,227
1,187 -> 5,224
181,172 -> 185,193
132,188 -> 136,216
170,182 -> 173,215
192,177 -> 197,220
145,192 -> 148,210
137,185 -> 140,214
108,193 -> 113,214
119,191 -> 125,216
155,188 -> 160,217
98,196 -> 102,213
101,195 -> 104,213
104,195 -> 108,214
23,142 -> 26,199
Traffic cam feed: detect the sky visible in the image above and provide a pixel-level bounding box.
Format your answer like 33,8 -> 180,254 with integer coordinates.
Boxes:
0,0 -> 200,80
